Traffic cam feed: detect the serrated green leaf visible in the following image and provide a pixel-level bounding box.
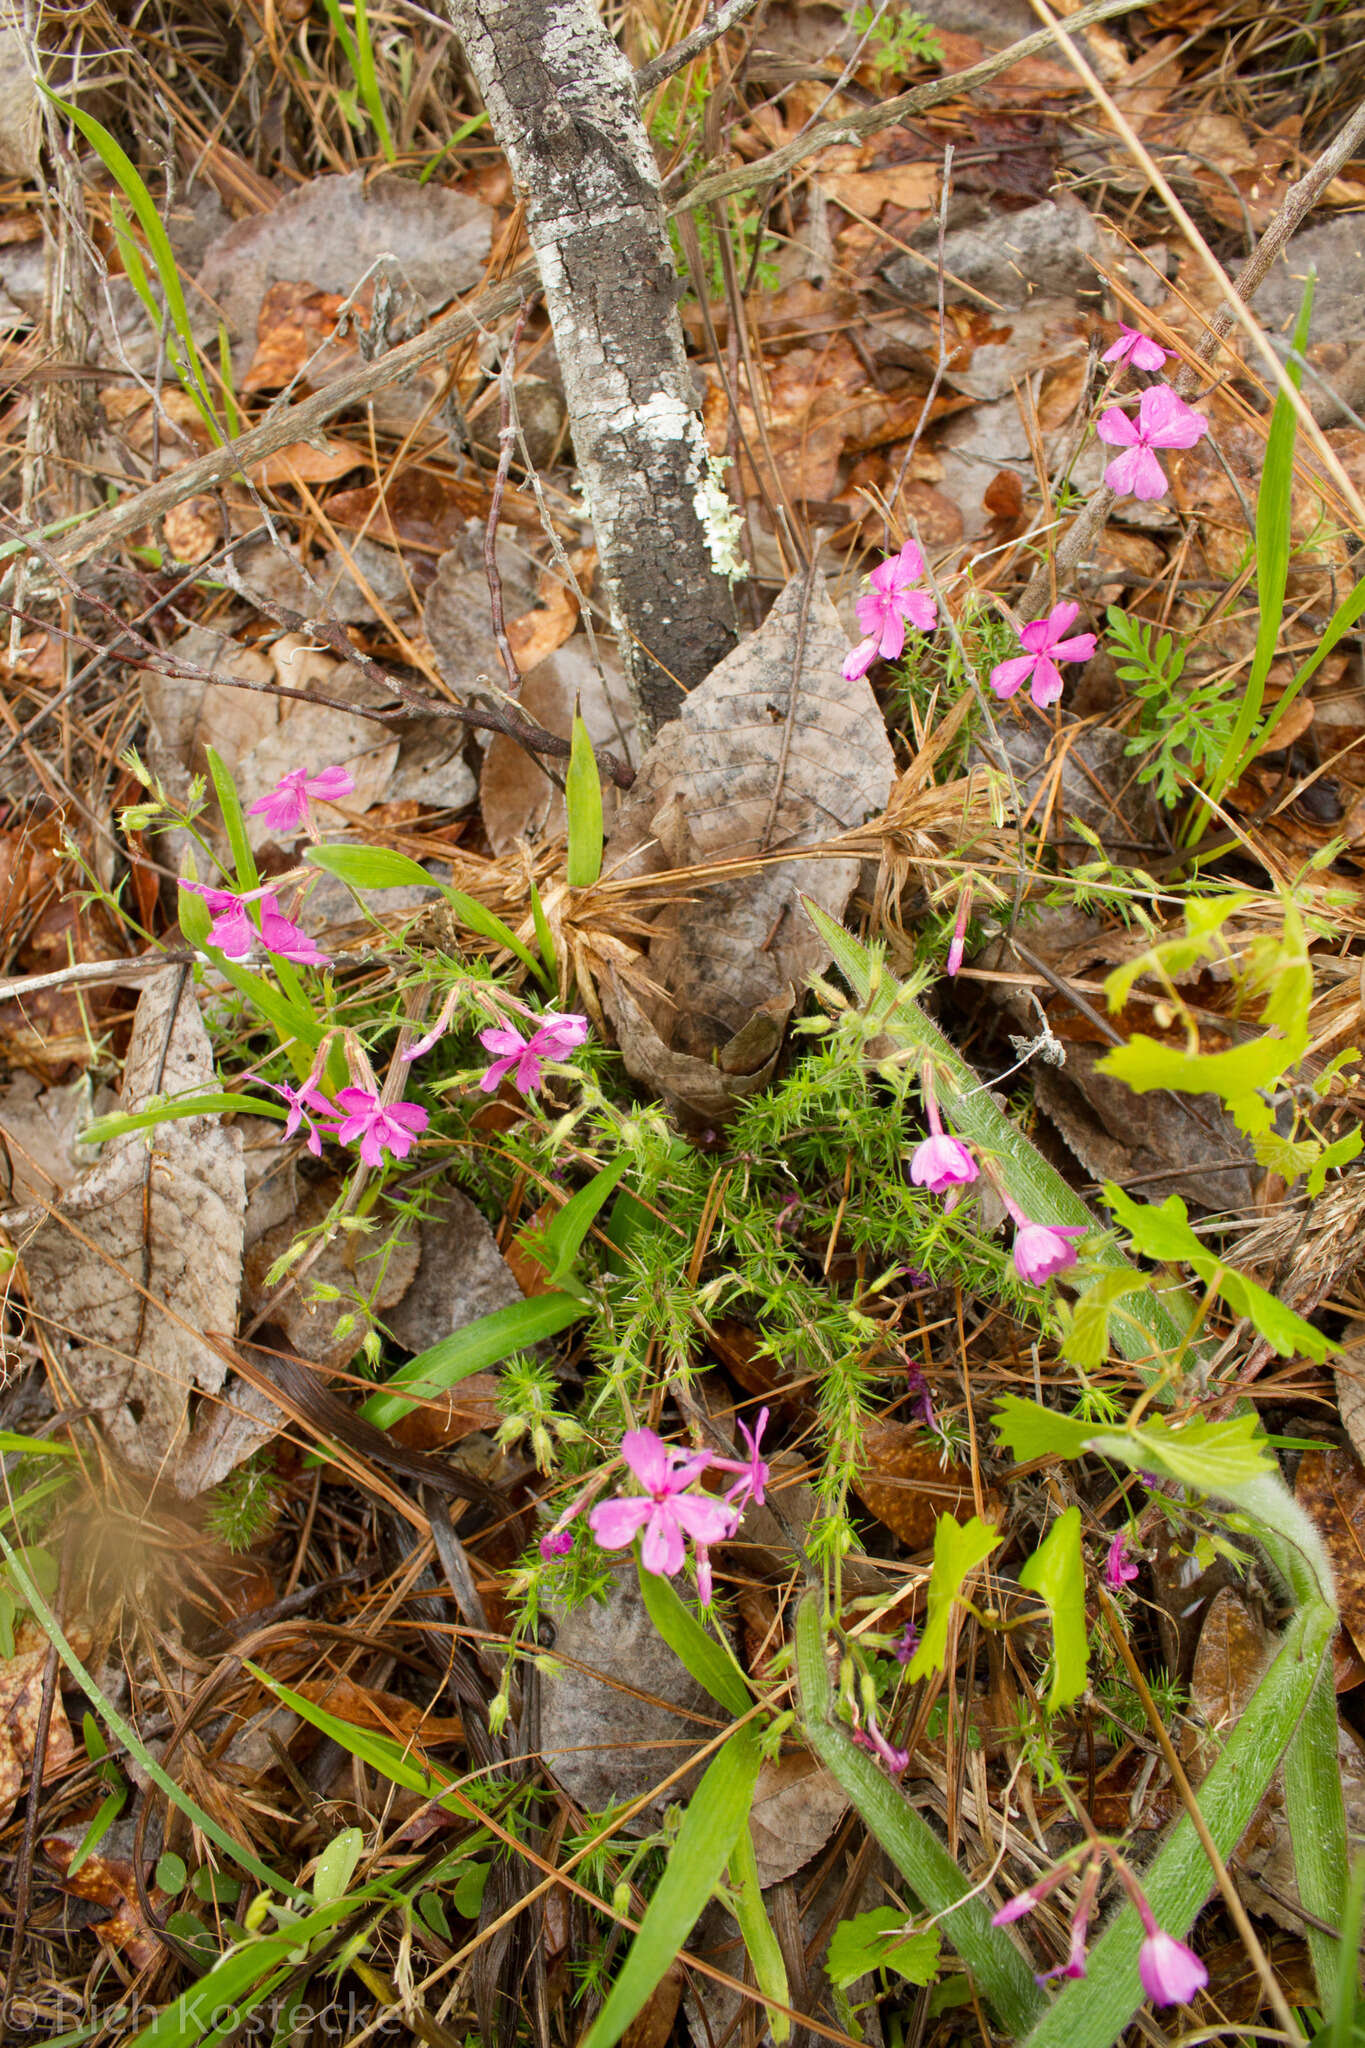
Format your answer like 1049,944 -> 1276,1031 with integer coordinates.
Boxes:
1307,1125 -> 1363,1198
579,1728 -> 761,2048
1116,1413 -> 1275,1493
1059,1267 -> 1149,1371
306,844 -> 434,892
1096,1032 -> 1300,1114
1017,1507 -> 1086,1712
826,1909 -> 941,1990
992,1395 -> 1101,1466
565,712 -> 604,887
907,1515 -> 1001,1682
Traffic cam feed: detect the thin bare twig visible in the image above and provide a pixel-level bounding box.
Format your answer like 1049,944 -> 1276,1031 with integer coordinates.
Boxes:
633,0 -> 761,94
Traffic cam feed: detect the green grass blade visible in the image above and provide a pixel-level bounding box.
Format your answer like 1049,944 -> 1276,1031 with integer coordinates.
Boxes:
123,1900 -> 362,2048
206,745 -> 259,892
566,713 -> 604,887
528,876 -> 557,979
579,1726 -> 761,2048
729,1819 -> 791,2043
441,888 -> 552,989
1200,273 -> 1315,826
358,1291 -> 589,1429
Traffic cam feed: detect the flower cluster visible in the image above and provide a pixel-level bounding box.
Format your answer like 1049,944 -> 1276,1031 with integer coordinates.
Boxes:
842,539 -> 936,680
540,1412 -> 770,1603
994,1847 -> 1207,2006
180,880 -> 330,968
270,1077 -> 429,1170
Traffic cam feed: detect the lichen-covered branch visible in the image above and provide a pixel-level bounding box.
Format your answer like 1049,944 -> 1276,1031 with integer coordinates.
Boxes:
443,0 -> 738,733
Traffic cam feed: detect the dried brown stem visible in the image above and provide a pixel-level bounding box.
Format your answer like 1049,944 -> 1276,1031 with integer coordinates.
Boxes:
485,304 -> 532,696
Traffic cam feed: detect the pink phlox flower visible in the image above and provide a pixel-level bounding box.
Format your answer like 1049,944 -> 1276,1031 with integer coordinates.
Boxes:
849,1718 -> 910,1776
1096,383 -> 1208,501
992,1863 -> 1071,1928
256,898 -> 331,967
478,1011 -> 590,1094
1102,324 -> 1170,372
587,1428 -> 737,1579
1138,1928 -> 1207,2008
179,880 -> 330,966
332,1088 -> 428,1170
910,1133 -> 978,1193
712,1407 -> 770,1511
248,764 -> 356,838
1104,1531 -> 1141,1591
539,1529 -> 575,1561
990,601 -> 1099,711
1013,1222 -> 1084,1286
842,540 -> 937,681
270,1080 -> 338,1158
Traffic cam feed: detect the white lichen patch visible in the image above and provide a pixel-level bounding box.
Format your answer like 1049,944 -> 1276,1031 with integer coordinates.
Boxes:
693,445 -> 748,583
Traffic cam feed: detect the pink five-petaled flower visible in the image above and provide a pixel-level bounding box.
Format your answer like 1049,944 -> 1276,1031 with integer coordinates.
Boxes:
332,1088 -> 428,1170
990,602 -> 1098,711
712,1408 -> 770,1512
1104,1531 -> 1141,1592
1101,324 -> 1170,372
910,1133 -> 978,1194
1138,1927 -> 1208,2008
842,540 -> 937,681
272,1080 -> 338,1158
179,881 -> 330,967
1013,1222 -> 1084,1286
587,1428 -> 737,1580
478,1012 -> 590,1095
1096,384 -> 1208,501
248,765 -> 356,839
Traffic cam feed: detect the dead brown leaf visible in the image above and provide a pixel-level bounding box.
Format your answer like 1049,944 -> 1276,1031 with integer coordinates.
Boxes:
852,1419 -> 981,1551
4,971 -> 247,1489
241,279 -> 360,391
748,1750 -> 849,1885
601,572 -> 895,1119
247,438 -> 368,488
0,1644 -> 75,1828
1294,1446 -> 1365,1669
291,1672 -> 463,1747
328,466 -> 542,553
43,1838 -> 165,1971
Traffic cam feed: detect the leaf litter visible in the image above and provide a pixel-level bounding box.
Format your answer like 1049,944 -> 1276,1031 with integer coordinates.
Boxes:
4,0 -> 1365,2039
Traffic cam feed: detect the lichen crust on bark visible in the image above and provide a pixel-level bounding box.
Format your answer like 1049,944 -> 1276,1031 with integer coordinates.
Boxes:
444,0 -> 738,732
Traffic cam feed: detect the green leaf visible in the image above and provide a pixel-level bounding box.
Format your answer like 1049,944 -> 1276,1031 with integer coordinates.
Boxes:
156,1853 -> 188,1894
206,746 -> 259,893
0,1432 -> 76,1460
636,1560 -> 753,1717
1059,1268 -> 1149,1371
312,1826 -> 364,1904
358,1292 -> 589,1431
522,1156 -> 630,1288
565,713 -> 604,887
1110,1413 -> 1276,1494
122,1897 -> 363,2048
729,1823 -> 790,2040
177,860 -> 212,951
1096,1032 -> 1301,1116
906,1516 -> 1001,1683
991,1395 -> 1100,1466
1017,1507 -> 1086,1712
528,876 -> 557,978
1104,1186 -> 1335,1361
81,1093 -> 286,1145
1308,1126 -> 1364,1198
441,888 -> 551,989
579,1727 -> 760,2048
826,1908 -> 941,1990
306,844 -> 433,892
67,1785 -> 127,1876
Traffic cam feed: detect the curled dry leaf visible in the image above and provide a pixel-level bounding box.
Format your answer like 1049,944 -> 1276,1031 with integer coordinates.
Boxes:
601,571 -> 895,1120
0,1636 -> 76,1829
4,972 -> 247,1491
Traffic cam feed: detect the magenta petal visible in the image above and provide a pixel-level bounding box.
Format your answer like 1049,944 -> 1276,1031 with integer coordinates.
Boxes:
990,654 -> 1036,699
1042,601 -> 1080,642
479,1025 -> 526,1058
1029,659 -> 1066,709
307,766 -> 355,801
1138,383 -> 1207,448
588,1498 -> 654,1550
672,1492 -> 741,1546
902,590 -> 937,632
639,1507 -> 686,1577
621,1428 -> 670,1494
842,639 -> 877,681
895,539 -> 926,581
1095,404 -> 1138,448
1128,447 -> 1172,500
1103,446 -> 1150,499
876,612 -> 907,661
1050,633 -> 1098,663
855,589 -> 892,636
